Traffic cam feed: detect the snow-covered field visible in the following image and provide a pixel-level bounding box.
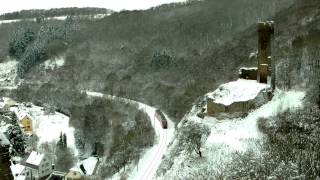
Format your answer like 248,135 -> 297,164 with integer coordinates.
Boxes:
10,104 -> 78,155
157,89 -> 305,179
86,91 -> 175,180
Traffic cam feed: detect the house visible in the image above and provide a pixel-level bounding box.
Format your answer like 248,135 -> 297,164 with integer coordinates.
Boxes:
45,171 -> 66,180
65,169 -> 84,180
24,151 -> 53,180
10,163 -> 27,180
0,97 -> 17,111
14,110 -> 33,133
65,157 -> 99,180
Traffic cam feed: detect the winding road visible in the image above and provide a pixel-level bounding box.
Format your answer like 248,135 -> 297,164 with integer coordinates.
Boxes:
86,91 -> 175,180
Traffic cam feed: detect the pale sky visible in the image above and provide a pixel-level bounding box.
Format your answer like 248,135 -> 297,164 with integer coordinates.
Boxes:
0,0 -> 187,14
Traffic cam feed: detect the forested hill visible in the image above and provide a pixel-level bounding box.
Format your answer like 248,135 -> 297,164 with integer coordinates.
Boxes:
0,0 -> 299,123
0,7 -> 112,20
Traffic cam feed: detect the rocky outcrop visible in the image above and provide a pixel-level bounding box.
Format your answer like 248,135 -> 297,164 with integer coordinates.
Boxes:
206,79 -> 271,118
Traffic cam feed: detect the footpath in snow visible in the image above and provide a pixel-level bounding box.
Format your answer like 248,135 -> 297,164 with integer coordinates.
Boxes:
86,91 -> 175,180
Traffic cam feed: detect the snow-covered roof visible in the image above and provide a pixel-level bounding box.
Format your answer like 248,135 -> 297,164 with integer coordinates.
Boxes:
26,151 -> 44,166
10,163 -> 25,176
0,132 -> 10,146
239,67 -> 257,70
206,79 -> 269,106
238,67 -> 258,74
70,157 -> 98,175
12,109 -> 33,121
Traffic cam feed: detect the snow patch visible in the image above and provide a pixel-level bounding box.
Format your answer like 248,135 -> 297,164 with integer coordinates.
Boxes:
43,57 -> 65,70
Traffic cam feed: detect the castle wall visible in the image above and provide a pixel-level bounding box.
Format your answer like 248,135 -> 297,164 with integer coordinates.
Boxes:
207,89 -> 270,117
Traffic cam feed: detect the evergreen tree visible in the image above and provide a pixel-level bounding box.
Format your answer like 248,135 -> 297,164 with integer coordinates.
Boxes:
6,124 -> 26,155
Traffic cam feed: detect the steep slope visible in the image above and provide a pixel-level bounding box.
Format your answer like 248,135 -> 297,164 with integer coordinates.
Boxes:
156,88 -> 305,179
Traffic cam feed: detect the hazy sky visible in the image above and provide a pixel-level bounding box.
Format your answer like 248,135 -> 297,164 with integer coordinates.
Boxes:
0,0 -> 187,14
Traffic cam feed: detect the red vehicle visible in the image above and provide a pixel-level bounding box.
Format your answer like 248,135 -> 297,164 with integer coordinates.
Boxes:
155,109 -> 168,129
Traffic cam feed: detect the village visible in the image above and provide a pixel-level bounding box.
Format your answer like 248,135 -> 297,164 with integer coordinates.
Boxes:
0,97 -> 99,180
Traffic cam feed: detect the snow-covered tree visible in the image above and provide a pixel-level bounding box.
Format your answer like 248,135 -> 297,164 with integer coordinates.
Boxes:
6,124 -> 26,155
181,121 -> 210,157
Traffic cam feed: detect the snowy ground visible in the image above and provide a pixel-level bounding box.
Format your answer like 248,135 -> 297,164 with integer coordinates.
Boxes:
10,104 -> 78,156
86,91 -> 175,180
157,89 -> 305,179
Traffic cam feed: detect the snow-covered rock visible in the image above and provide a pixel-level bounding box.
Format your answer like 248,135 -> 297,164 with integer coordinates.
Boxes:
206,79 -> 269,106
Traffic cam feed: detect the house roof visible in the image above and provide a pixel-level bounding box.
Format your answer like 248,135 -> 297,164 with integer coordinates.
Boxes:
10,163 -> 25,176
13,109 -> 33,121
66,170 -> 83,179
0,132 -> 10,146
25,151 -> 44,167
69,157 -> 99,176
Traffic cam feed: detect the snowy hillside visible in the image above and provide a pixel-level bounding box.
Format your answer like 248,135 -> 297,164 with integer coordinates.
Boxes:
156,89 -> 305,179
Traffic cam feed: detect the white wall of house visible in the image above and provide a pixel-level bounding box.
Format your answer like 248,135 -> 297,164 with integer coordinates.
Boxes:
25,155 -> 53,179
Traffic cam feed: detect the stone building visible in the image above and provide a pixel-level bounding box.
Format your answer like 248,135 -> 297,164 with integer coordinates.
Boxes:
257,21 -> 274,85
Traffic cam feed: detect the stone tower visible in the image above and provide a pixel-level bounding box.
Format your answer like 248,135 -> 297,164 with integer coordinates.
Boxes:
257,21 -> 274,85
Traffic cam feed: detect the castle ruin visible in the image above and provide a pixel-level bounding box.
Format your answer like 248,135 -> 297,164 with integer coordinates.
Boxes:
257,21 -> 274,85
205,21 -> 274,117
